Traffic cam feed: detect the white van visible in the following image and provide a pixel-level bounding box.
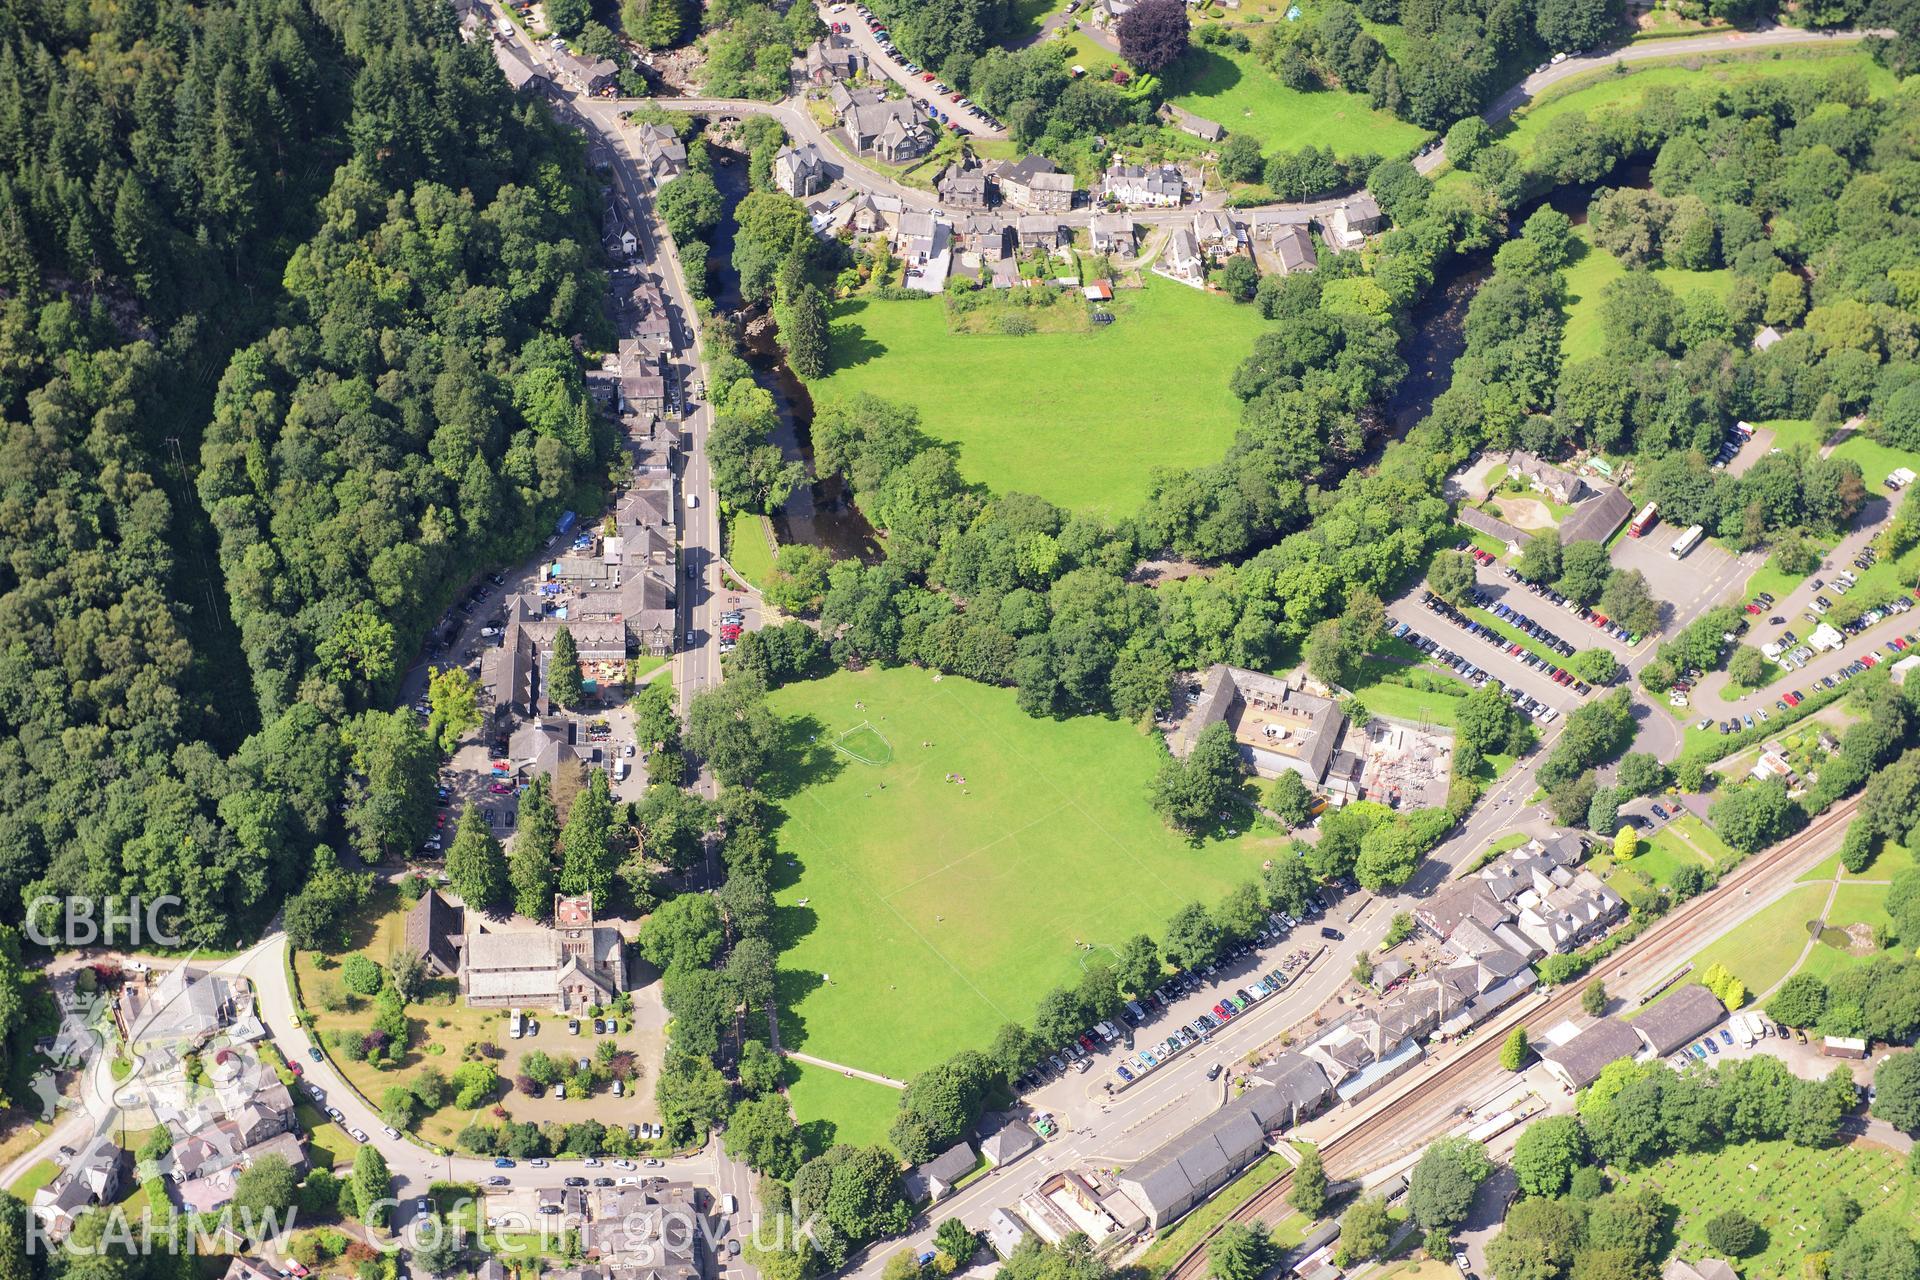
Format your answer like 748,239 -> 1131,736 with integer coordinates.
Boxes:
509,1009 -> 525,1039
722,1195 -> 737,1215
613,759 -> 629,782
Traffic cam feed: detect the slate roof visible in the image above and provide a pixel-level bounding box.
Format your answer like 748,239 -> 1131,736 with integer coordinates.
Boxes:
1272,223 -> 1315,274
980,1121 -> 1039,1166
496,42 -> 547,93
1561,482 -> 1634,546
1630,984 -> 1725,1057
1165,228 -> 1202,272
1251,1052 -> 1333,1116
1104,163 -> 1182,203
1119,1074 -> 1310,1223
1541,1017 -> 1642,1089
918,1143 -> 976,1188
1090,213 -> 1135,250
998,155 -> 1063,187
1456,505 -> 1531,547
1158,102 -> 1225,141
405,889 -> 465,976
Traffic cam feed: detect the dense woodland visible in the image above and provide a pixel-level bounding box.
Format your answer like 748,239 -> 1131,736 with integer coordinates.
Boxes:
0,0 -> 610,965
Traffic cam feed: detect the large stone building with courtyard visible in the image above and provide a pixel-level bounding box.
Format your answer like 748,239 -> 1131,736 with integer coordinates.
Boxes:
1165,665 -> 1458,809
415,891 -> 633,1013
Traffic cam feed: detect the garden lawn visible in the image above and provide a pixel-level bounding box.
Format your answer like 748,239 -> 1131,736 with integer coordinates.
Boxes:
1560,228 -> 1732,362
1502,49 -> 1898,161
812,278 -> 1269,516
1160,44 -> 1429,160
766,667 -> 1283,1083
293,886 -> 517,1148
725,510 -> 776,592
1345,651 -> 1475,728
297,1103 -> 358,1174
1670,813 -> 1736,866
7,1159 -> 56,1198
1676,882 -> 1829,1000
1793,876 -> 1901,984
1611,1138 -> 1914,1280
784,1059 -> 902,1155
1624,831 -> 1709,892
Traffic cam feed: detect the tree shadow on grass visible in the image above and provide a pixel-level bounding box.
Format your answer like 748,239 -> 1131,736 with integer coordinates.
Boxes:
761,713 -> 846,802
774,964 -> 824,1054
797,1117 -> 839,1157
1165,44 -> 1242,102
827,311 -> 889,372
774,900 -> 820,951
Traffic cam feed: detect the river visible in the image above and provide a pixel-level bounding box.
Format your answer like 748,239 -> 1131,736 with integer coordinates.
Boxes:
1379,168 -> 1647,436
703,142 -> 884,562
697,139 -> 1644,555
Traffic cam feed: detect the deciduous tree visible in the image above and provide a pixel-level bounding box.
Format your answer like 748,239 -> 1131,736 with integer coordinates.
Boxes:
1117,0 -> 1190,71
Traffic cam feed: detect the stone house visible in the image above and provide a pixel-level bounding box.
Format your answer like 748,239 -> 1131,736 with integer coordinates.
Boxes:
1102,162 -> 1182,208
844,96 -> 933,163
996,156 -> 1075,212
805,32 -> 866,85
936,157 -> 992,211
774,143 -> 830,198
1089,213 -> 1136,256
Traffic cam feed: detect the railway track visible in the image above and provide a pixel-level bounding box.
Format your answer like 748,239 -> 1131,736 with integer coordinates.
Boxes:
1158,796 -> 1860,1280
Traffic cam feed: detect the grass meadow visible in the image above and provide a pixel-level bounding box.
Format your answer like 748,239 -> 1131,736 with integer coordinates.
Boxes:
1673,882 -> 1831,1001
764,667 -> 1284,1104
724,509 -> 776,591
809,277 -> 1270,516
1560,227 -> 1733,363
1501,49 -> 1899,161
1160,44 -> 1429,161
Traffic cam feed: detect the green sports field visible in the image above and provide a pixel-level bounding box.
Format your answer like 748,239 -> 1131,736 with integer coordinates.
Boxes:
766,667 -> 1282,1087
809,278 -> 1270,516
784,1059 -> 900,1154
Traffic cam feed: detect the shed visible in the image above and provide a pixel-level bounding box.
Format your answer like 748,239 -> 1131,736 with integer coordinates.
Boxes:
980,1121 -> 1039,1167
908,1143 -> 977,1203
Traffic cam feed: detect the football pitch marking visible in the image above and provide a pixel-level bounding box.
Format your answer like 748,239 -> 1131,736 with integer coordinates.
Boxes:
830,721 -> 893,766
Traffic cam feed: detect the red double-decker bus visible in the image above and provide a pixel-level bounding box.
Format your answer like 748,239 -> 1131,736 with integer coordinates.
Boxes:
1628,502 -> 1659,538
